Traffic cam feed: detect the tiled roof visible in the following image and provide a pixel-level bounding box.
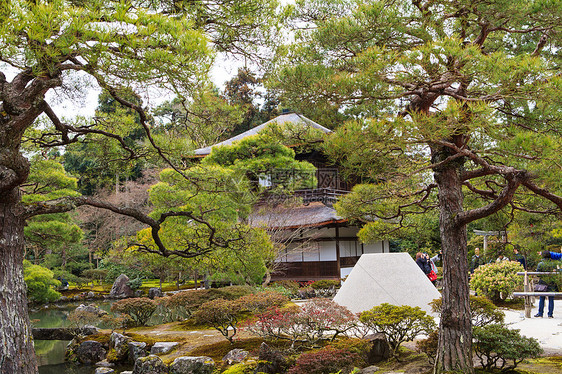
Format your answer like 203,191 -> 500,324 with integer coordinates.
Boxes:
249,201 -> 346,229
192,112 -> 332,156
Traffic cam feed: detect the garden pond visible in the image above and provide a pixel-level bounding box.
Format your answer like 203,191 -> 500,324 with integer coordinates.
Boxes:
30,301 -> 137,374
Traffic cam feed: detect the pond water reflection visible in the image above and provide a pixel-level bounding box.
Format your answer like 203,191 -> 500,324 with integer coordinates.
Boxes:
30,301 -> 133,373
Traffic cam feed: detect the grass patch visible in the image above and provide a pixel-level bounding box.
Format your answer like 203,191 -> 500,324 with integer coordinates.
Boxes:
373,346 -> 433,374
139,280 -> 196,292
125,332 -> 160,346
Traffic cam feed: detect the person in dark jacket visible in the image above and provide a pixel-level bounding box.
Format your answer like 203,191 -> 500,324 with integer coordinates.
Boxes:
416,252 -> 431,275
534,250 -> 559,318
513,248 -> 526,270
469,247 -> 484,274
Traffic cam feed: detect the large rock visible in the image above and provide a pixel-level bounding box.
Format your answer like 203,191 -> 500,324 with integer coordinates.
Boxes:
110,274 -> 134,298
365,333 -> 390,363
148,287 -> 163,299
128,341 -> 148,363
254,342 -> 289,374
222,349 -> 248,365
133,355 -> 167,374
333,253 -> 441,314
109,332 -> 131,362
150,342 -> 179,355
76,303 -> 108,317
169,356 -> 215,374
359,367 -> 380,374
74,340 -> 107,364
95,359 -> 114,367
95,368 -> 115,374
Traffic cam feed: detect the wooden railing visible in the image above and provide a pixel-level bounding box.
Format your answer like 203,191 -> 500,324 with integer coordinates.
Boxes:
513,271 -> 562,318
259,188 -> 350,206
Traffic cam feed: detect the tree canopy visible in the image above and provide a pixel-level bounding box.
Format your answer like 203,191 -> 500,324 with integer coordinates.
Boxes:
0,1 -> 280,372
271,0 -> 562,372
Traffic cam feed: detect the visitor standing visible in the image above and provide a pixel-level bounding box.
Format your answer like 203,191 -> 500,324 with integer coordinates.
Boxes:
534,250 -> 559,318
496,253 -> 509,262
416,252 -> 431,274
469,247 -> 484,274
513,248 -> 526,269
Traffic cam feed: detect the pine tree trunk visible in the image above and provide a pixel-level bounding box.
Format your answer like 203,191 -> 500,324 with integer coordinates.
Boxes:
0,190 -> 38,374
432,150 -> 473,374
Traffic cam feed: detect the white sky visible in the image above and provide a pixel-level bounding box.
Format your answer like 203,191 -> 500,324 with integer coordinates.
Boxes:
46,51 -> 245,120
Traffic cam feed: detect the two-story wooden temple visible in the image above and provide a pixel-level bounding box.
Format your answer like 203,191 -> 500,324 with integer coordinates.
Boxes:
193,112 -> 389,281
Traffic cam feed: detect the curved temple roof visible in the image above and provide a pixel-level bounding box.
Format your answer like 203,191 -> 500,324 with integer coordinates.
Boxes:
192,112 -> 332,157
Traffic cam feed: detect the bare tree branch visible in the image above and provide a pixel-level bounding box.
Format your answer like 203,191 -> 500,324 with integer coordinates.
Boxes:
23,195 -> 245,258
522,179 -> 562,210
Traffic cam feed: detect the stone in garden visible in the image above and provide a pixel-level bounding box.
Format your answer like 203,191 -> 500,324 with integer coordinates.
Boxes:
254,342 -> 289,374
222,348 -> 248,365
76,303 -> 108,317
365,333 -> 390,363
75,340 -> 107,364
109,274 -> 134,298
87,291 -> 96,299
128,341 -> 148,363
150,341 -> 179,355
133,355 -> 167,374
109,332 -> 131,362
359,366 -> 380,374
333,253 -> 441,314
149,287 -> 163,299
169,356 -> 215,374
94,368 -> 115,374
95,359 -> 114,367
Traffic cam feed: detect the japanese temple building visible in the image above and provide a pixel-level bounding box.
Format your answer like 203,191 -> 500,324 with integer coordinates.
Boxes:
193,112 -> 388,281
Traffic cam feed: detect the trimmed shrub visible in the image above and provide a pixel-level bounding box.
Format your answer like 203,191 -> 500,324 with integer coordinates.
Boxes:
257,284 -> 294,298
111,297 -> 157,326
101,314 -> 131,331
127,277 -> 143,291
192,298 -> 242,343
470,261 -> 524,302
222,362 -> 257,374
359,303 -> 436,357
213,285 -> 255,299
287,347 -> 360,374
23,261 -> 61,304
272,280 -> 300,293
416,330 -> 438,365
309,280 -> 341,297
237,290 -> 289,313
473,324 -> 542,371
163,286 -> 256,322
297,298 -> 357,342
430,295 -> 505,327
82,269 -> 109,285
163,290 -> 210,321
245,306 -> 301,345
246,298 -> 357,346
309,279 -> 341,290
327,338 -> 370,367
67,310 -> 100,330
